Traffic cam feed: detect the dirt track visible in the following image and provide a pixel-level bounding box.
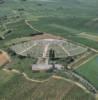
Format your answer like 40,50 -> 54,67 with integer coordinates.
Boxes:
3,68 -> 90,94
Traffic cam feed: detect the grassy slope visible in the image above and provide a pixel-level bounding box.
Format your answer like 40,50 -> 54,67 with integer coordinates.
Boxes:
28,17 -> 98,49
5,20 -> 36,39
0,0 -> 98,49
0,0 -> 97,99
76,56 -> 98,89
0,70 -> 95,100
0,20 -> 37,49
0,0 -> 97,20
29,17 -> 98,34
67,36 -> 98,50
8,56 -> 53,80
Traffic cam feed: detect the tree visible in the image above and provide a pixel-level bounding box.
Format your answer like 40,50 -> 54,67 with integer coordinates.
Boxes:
49,49 -> 55,61
52,50 -> 55,60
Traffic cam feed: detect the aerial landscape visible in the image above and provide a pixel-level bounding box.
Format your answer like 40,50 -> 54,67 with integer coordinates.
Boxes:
0,0 -> 98,100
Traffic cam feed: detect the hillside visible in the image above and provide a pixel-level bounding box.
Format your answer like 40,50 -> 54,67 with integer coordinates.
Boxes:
0,0 -> 98,100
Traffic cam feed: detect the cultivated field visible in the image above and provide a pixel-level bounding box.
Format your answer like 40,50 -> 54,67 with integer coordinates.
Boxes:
0,70 -> 95,100
78,32 -> 98,42
28,17 -> 98,50
0,0 -> 98,99
75,56 -> 98,89
5,20 -> 36,39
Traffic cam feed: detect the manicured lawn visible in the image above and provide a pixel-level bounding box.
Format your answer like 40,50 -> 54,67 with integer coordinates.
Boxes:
76,56 -> 98,89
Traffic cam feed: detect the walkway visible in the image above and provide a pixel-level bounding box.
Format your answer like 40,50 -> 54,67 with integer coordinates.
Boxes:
25,20 -> 40,32
19,43 -> 36,54
59,45 -> 70,56
42,44 -> 49,58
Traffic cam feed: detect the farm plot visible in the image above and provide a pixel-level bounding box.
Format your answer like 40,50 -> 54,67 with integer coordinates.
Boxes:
49,24 -> 80,34
78,32 -> 98,42
28,17 -> 80,36
0,25 -> 7,39
0,70 -> 95,100
28,17 -> 98,51
28,17 -> 98,37
68,36 -> 98,50
75,56 -> 98,89
63,85 -> 94,100
5,20 -> 37,39
4,37 -> 33,46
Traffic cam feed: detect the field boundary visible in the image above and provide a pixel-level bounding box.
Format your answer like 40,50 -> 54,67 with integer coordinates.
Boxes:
25,19 -> 98,53
2,68 -> 91,94
75,54 -> 98,70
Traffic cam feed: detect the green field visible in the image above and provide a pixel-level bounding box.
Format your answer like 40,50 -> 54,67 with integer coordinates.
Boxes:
0,0 -> 97,17
28,17 -> 98,50
0,20 -> 37,49
5,20 -> 36,39
0,0 -> 98,99
29,17 -> 98,35
67,36 -> 98,50
0,70 -> 95,100
0,0 -> 98,50
7,55 -> 53,80
0,25 -> 6,38
76,56 -> 98,89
